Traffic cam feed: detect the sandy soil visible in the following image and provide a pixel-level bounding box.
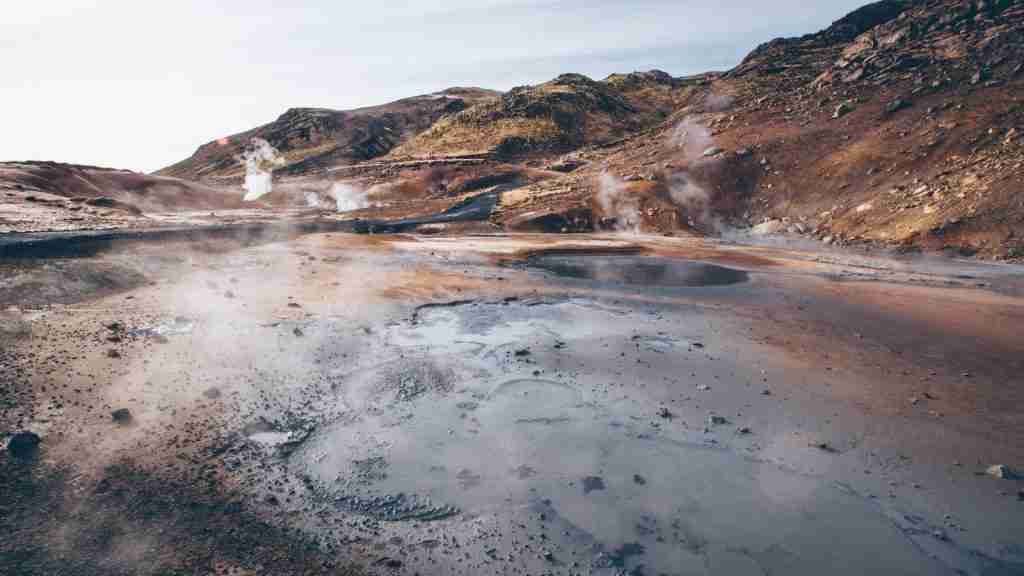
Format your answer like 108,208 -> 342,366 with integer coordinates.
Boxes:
2,232 -> 1023,575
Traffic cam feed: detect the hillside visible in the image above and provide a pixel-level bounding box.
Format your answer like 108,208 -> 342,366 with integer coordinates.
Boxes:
389,71 -> 696,159
491,0 -> 1024,258
0,161 -> 246,233
157,88 -> 500,182
6,0 -> 1023,258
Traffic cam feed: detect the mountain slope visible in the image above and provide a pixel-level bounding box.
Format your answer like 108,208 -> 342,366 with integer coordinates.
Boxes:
390,71 -> 695,159
156,88 -> 499,182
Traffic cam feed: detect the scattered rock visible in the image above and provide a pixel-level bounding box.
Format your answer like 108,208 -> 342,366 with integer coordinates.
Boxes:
203,387 -> 222,399
702,147 -> 723,158
696,384 -> 711,392
811,441 -> 838,453
111,408 -> 133,425
106,349 -> 121,359
736,426 -> 752,435
707,415 -> 728,426
735,148 -> 752,158
633,474 -> 647,485
292,327 -> 304,337
7,431 -> 41,458
514,348 -> 531,357
833,102 -> 852,119
657,407 -> 674,419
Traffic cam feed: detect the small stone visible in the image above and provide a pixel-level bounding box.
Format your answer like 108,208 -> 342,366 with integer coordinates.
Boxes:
833,102 -> 852,119
293,327 -> 304,337
203,387 -> 222,399
702,147 -> 723,158
7,431 -> 41,458
633,474 -> 647,485
737,427 -> 752,435
761,389 -> 772,396
657,407 -> 674,420
707,415 -> 728,426
111,408 -> 133,425
514,348 -> 531,357
106,349 -> 121,359
885,99 -> 912,115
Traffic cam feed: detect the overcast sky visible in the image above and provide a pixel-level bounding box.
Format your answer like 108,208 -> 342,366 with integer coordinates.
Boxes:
2,1 -> 866,172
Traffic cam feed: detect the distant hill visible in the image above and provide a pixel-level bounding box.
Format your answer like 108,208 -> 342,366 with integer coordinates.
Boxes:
156,88 -> 500,182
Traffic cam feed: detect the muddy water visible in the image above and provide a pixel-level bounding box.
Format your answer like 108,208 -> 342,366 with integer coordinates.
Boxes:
287,299 -> 952,574
522,254 -> 749,288
8,233 -> 1024,576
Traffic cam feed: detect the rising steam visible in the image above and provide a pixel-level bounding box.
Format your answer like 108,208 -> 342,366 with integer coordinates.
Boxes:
595,173 -> 640,233
331,182 -> 370,212
241,138 -> 285,201
665,116 -> 722,232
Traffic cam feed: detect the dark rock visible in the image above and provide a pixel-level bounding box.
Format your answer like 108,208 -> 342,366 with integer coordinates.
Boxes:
203,387 -> 222,399
111,408 -> 133,425
84,197 -> 143,215
7,431 -> 41,458
106,349 -> 121,358
514,348 -> 531,357
292,327 -> 304,337
582,475 -> 606,494
833,103 -> 852,119
633,474 -> 647,485
885,99 -> 912,115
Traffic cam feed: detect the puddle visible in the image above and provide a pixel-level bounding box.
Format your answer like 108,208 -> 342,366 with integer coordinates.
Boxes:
522,254 -> 749,287
281,298 -> 947,574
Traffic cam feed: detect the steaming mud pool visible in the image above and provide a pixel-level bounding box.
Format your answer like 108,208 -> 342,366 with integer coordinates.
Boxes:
2,232 -> 1024,576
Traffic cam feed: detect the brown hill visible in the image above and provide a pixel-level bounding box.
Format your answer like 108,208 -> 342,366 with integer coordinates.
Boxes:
490,0 -> 1024,258
157,88 -> 500,182
0,161 -> 246,232
390,71 -> 695,159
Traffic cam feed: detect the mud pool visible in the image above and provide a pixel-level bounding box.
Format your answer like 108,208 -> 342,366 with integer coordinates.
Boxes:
3,233 -> 1024,576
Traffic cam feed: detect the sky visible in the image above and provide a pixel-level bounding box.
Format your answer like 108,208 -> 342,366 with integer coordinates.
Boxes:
2,1 -> 867,173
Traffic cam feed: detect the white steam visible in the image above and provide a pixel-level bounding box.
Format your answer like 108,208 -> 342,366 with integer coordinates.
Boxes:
595,173 -> 640,233
665,116 -> 724,232
667,171 -> 714,231
669,117 -> 715,163
331,182 -> 370,212
241,138 -> 285,201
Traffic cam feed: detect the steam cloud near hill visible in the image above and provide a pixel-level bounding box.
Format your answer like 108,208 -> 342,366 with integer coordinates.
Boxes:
241,138 -> 285,201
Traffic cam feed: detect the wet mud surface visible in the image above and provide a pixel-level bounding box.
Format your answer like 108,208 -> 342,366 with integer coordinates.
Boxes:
2,232 -> 1024,575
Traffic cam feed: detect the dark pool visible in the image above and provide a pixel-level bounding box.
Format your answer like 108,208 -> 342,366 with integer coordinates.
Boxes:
523,254 -> 749,287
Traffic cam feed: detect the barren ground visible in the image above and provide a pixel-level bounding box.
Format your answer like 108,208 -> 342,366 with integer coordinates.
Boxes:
2,231 -> 1023,576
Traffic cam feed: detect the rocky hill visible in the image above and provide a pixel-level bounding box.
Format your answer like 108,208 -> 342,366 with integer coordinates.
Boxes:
492,0 -> 1024,258
157,88 -> 500,182
0,161 -> 247,233
389,71 -> 695,159
6,0 -> 1022,258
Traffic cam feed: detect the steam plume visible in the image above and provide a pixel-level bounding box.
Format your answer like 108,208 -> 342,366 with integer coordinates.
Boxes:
595,173 -> 640,233
331,182 -> 370,212
241,138 -> 284,201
